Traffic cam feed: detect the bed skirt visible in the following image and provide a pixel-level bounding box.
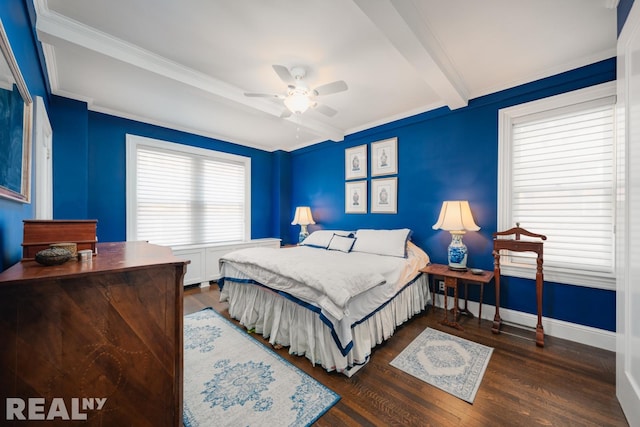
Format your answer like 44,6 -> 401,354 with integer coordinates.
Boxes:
219,274 -> 431,375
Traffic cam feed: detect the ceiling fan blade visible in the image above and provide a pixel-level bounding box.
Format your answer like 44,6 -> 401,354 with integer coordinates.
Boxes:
272,65 -> 295,84
244,92 -> 283,98
313,103 -> 337,117
313,80 -> 348,96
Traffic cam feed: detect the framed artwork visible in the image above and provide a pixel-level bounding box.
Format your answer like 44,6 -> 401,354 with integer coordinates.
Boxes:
345,144 -> 367,180
371,177 -> 397,214
371,137 -> 397,176
345,181 -> 367,214
0,20 -> 33,203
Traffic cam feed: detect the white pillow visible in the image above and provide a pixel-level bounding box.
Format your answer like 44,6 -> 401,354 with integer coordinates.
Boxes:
351,228 -> 412,258
300,230 -> 334,248
327,235 -> 356,253
300,230 -> 353,248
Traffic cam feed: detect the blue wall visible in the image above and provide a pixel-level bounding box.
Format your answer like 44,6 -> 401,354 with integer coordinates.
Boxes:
0,1 -> 48,270
271,150 -> 293,244
49,96 -> 89,219
289,59 -> 617,332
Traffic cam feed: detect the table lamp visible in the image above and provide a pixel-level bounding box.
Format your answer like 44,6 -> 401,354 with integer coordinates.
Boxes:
432,201 -> 480,270
291,206 -> 315,243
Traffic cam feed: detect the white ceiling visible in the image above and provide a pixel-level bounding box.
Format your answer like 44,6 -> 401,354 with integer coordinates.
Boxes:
34,0 -> 617,152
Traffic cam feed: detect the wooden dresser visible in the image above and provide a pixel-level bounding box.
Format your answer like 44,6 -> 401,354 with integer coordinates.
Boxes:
0,241 -> 187,426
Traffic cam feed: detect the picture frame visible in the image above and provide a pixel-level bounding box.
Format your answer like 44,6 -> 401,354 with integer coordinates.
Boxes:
0,19 -> 33,203
371,177 -> 397,214
371,137 -> 397,177
345,144 -> 367,180
345,180 -> 367,214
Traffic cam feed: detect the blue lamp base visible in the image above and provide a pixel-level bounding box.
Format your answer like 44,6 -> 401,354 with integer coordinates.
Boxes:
298,224 -> 309,243
448,231 -> 468,271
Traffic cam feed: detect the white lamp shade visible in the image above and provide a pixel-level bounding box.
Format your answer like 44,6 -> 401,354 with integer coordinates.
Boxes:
291,206 -> 316,226
432,201 -> 480,231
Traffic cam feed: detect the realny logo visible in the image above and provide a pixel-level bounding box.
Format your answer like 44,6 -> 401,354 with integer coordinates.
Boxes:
6,397 -> 107,421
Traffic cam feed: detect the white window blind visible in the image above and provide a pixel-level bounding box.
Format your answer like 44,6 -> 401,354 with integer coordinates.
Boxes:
498,82 -> 616,289
126,135 -> 250,247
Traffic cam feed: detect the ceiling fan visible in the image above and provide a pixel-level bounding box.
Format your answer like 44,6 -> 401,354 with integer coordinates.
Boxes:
244,65 -> 348,118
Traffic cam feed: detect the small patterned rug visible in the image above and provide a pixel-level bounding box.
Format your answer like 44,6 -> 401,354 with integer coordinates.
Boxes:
183,308 -> 340,426
390,328 -> 493,403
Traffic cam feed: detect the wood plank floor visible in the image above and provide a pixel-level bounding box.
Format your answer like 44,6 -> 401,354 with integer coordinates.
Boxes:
184,285 -> 628,427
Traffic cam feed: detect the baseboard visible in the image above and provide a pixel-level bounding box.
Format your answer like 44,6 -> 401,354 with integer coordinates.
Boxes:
431,292 -> 615,352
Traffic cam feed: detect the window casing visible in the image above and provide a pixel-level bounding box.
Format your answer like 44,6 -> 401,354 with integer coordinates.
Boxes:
126,134 -> 251,247
498,82 -> 616,290
34,96 -> 52,219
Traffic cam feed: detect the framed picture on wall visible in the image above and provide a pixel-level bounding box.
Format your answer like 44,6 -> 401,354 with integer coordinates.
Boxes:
371,137 -> 397,176
371,177 -> 397,214
345,181 -> 367,214
345,144 -> 367,180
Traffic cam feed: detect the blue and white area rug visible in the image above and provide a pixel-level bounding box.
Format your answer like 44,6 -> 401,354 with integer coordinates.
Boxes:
183,308 -> 340,427
390,328 -> 493,403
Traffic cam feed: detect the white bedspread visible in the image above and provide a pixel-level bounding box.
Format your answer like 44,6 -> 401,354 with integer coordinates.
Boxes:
219,242 -> 431,368
219,242 -> 430,321
220,246 -> 390,319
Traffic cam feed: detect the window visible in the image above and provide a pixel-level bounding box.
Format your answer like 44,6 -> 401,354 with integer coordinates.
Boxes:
126,134 -> 251,247
498,82 -> 616,289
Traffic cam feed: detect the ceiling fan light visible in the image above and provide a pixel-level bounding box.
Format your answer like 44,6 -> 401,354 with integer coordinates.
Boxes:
284,92 -> 311,114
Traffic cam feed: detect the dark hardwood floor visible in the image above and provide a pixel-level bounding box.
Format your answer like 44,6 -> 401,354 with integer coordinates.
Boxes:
184,285 -> 628,427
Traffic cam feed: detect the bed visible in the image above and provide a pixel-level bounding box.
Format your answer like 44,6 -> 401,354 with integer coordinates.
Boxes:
218,228 -> 432,376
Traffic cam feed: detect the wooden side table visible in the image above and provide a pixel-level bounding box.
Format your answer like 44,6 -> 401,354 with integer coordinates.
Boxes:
420,263 -> 494,331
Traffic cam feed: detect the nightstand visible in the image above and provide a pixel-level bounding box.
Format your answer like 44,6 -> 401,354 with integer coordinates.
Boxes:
420,263 -> 494,331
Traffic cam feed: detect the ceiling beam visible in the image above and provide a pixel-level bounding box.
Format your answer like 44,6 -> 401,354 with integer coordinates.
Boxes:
353,0 -> 468,110
34,3 -> 344,142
